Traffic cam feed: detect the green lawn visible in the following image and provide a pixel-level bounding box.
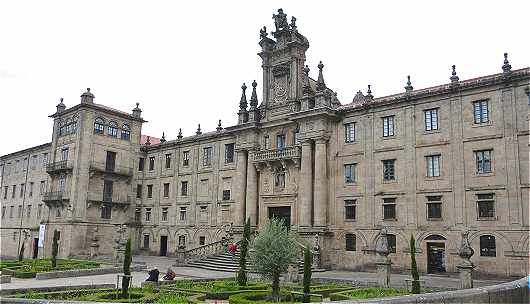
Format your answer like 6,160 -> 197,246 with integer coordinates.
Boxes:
0,259 -> 101,278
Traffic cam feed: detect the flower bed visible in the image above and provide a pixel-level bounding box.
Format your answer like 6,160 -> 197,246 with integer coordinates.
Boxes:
0,259 -> 101,278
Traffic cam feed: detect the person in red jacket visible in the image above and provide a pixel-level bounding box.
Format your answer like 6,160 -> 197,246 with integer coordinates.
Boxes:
228,243 -> 238,261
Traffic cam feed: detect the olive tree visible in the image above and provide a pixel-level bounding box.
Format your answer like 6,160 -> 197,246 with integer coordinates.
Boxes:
250,217 -> 299,301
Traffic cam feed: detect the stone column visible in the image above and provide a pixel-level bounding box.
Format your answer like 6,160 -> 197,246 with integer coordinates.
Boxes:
313,138 -> 328,227
299,140 -> 313,227
234,150 -> 248,227
245,158 -> 258,226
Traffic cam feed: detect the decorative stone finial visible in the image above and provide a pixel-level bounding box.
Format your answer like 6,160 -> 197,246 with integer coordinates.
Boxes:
404,75 -> 413,92
145,136 -> 151,145
216,120 -> 223,131
450,65 -> 460,83
177,128 -> 183,140
458,229 -> 475,265
502,52 -> 512,75
259,26 -> 268,40
160,132 -> 166,143
196,124 -> 202,135
80,88 -> 95,103
290,16 -> 297,31
56,97 -> 66,113
366,85 -> 374,100
316,61 -> 326,92
375,227 -> 390,256
239,83 -> 248,110
132,102 -> 142,118
249,80 -> 258,109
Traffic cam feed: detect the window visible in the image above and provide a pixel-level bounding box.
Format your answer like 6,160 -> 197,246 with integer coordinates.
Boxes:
477,193 -> 495,218
22,158 -> 27,171
31,155 -> 38,170
103,180 -> 113,202
199,236 -> 206,246
15,160 -> 19,173
345,233 -> 356,251
163,183 -> 170,198
134,208 -> 141,221
382,116 -> 395,137
264,136 -> 270,149
101,204 -> 111,219
148,156 -> 155,171
475,150 -> 492,174
276,134 -> 286,149
344,122 -> 355,143
382,159 -> 395,180
143,234 -> 150,249
42,153 -> 48,168
17,205 -> 22,218
387,234 -> 397,253
37,204 -> 42,218
344,200 -> 356,220
179,207 -> 187,222
145,208 -> 151,221
222,190 -> 231,201
178,235 -> 186,247
344,164 -> 356,183
61,148 -> 69,161
121,124 -> 130,140
424,108 -> 439,131
383,198 -> 396,220
1,206 -> 5,219
426,155 -> 441,177
225,143 -> 235,163
12,185 -> 16,198
181,181 -> 188,196
105,151 -> 116,172
147,185 -> 153,198
165,154 -> 171,169
161,207 -> 168,222
20,183 -> 24,197
40,181 -> 45,195
138,157 -> 145,171
293,131 -> 300,145
275,171 -> 286,189
71,115 -> 78,133
182,151 -> 190,166
108,121 -> 118,137
203,147 -> 213,166
480,235 -> 496,257
3,186 -> 7,199
56,207 -> 62,217
426,196 -> 442,219
9,206 -> 14,218
29,182 -> 33,197
136,184 -> 142,198
473,100 -> 489,124
94,117 -> 105,134
58,175 -> 66,192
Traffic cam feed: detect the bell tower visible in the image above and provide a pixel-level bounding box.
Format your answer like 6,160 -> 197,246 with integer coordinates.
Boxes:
258,9 -> 309,121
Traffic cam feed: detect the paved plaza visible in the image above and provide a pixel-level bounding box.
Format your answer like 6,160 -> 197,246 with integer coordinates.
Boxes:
0,256 -> 508,292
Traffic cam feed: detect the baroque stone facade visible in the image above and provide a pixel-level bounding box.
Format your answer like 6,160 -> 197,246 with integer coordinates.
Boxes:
1,9 -> 529,278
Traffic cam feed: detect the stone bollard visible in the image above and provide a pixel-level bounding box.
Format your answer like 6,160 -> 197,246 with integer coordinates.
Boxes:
457,229 -> 475,289
375,227 -> 392,288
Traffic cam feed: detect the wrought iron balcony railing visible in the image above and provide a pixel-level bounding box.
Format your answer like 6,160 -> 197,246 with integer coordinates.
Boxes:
42,191 -> 69,202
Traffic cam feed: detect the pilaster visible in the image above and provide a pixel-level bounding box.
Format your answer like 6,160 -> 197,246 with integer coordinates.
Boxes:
234,150 -> 248,227
245,156 -> 258,226
299,140 -> 312,227
313,137 -> 328,227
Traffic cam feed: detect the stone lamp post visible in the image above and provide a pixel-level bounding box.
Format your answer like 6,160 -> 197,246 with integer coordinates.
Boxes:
375,227 -> 392,288
456,230 -> 475,289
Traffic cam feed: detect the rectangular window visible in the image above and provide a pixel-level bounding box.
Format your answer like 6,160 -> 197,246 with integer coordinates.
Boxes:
40,181 -> 45,195
58,175 -> 65,192
20,183 -> 24,198
426,155 -> 441,177
178,235 -> 186,247
199,236 -> 206,246
181,181 -> 188,196
480,235 -> 496,257
18,205 -> 22,218
103,180 -> 113,202
101,204 -> 111,219
3,186 -> 7,199
225,143 -> 235,163
37,204 -> 42,218
345,233 -> 356,251
276,134 -> 286,149
15,160 -> 20,173
383,198 -> 396,220
382,116 -> 395,137
138,157 -> 145,171
148,156 -> 155,171
1,206 -> 5,219
344,122 -> 355,143
203,147 -> 213,166
145,208 -> 151,221
31,155 -> 38,170
382,159 -> 395,181
12,185 -> 16,198
143,234 -> 150,249
426,196 -> 442,219
344,164 -> 356,183
42,153 -> 48,168
26,205 -> 31,218
387,234 -> 397,253
182,151 -> 190,166
264,136 -> 270,149
344,200 -> 356,220
136,184 -> 142,198
222,190 -> 231,201
424,108 -> 439,131
165,154 -> 171,169
475,150 -> 492,174
477,193 -> 495,218
61,148 -> 69,161
105,151 -> 116,172
147,185 -> 153,198
473,100 -> 489,124
9,206 -> 14,218
134,208 -> 141,222
179,207 -> 187,222
22,157 -> 27,171
29,182 -> 34,197
163,183 -> 170,198
161,207 -> 168,222
293,131 -> 300,145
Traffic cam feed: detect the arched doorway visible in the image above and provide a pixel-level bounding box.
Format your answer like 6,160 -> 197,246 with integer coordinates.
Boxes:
425,234 -> 446,274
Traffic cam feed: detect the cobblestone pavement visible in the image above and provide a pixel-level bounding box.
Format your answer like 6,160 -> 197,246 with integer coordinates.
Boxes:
0,255 -> 509,291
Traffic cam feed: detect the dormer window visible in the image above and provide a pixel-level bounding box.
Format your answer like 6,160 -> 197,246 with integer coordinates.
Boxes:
94,118 -> 105,134
108,121 -> 118,137
121,124 -> 130,140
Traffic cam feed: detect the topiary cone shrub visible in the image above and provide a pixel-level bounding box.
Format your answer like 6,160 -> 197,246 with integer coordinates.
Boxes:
303,246 -> 313,303
122,238 -> 132,297
51,230 -> 60,268
410,234 -> 421,294
237,218 -> 251,286
18,241 -> 25,261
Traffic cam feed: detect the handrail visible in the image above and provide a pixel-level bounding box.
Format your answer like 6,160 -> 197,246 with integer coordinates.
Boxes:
45,160 -> 72,172
251,146 -> 301,162
182,239 -> 242,263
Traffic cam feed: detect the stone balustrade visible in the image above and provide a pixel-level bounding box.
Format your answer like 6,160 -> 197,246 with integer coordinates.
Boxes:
251,146 -> 301,163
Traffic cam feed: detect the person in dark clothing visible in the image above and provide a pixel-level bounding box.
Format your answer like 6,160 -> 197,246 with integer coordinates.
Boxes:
145,268 -> 160,282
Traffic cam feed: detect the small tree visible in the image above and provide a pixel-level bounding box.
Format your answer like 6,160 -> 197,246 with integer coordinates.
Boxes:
18,241 -> 25,261
122,238 -> 132,297
410,234 -> 421,294
302,246 -> 313,303
51,230 -> 60,268
237,218 -> 251,286
250,217 -> 299,301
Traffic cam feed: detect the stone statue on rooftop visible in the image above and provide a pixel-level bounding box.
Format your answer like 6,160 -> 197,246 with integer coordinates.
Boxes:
272,8 -> 289,31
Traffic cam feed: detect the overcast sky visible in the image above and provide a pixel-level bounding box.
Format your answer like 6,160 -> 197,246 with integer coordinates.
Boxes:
1,0 -> 528,156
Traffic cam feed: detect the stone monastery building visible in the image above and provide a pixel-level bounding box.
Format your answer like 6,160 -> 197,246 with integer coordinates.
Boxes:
1,9 -> 529,278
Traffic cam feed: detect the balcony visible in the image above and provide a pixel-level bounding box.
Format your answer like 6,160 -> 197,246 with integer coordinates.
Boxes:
46,161 -> 72,174
87,194 -> 132,208
42,191 -> 69,204
251,146 -> 301,168
89,161 -> 133,178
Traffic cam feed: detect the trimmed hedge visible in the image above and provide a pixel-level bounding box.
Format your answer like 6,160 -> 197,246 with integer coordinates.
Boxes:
329,287 -> 410,301
1,259 -> 101,278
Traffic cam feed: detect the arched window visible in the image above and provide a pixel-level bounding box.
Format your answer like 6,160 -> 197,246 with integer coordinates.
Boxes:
121,124 -> 130,140
94,117 -> 105,134
71,115 -> 78,133
480,235 -> 496,257
108,121 -> 118,137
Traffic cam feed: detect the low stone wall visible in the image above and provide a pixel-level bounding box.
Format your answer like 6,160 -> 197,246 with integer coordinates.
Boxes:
35,264 -> 146,280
